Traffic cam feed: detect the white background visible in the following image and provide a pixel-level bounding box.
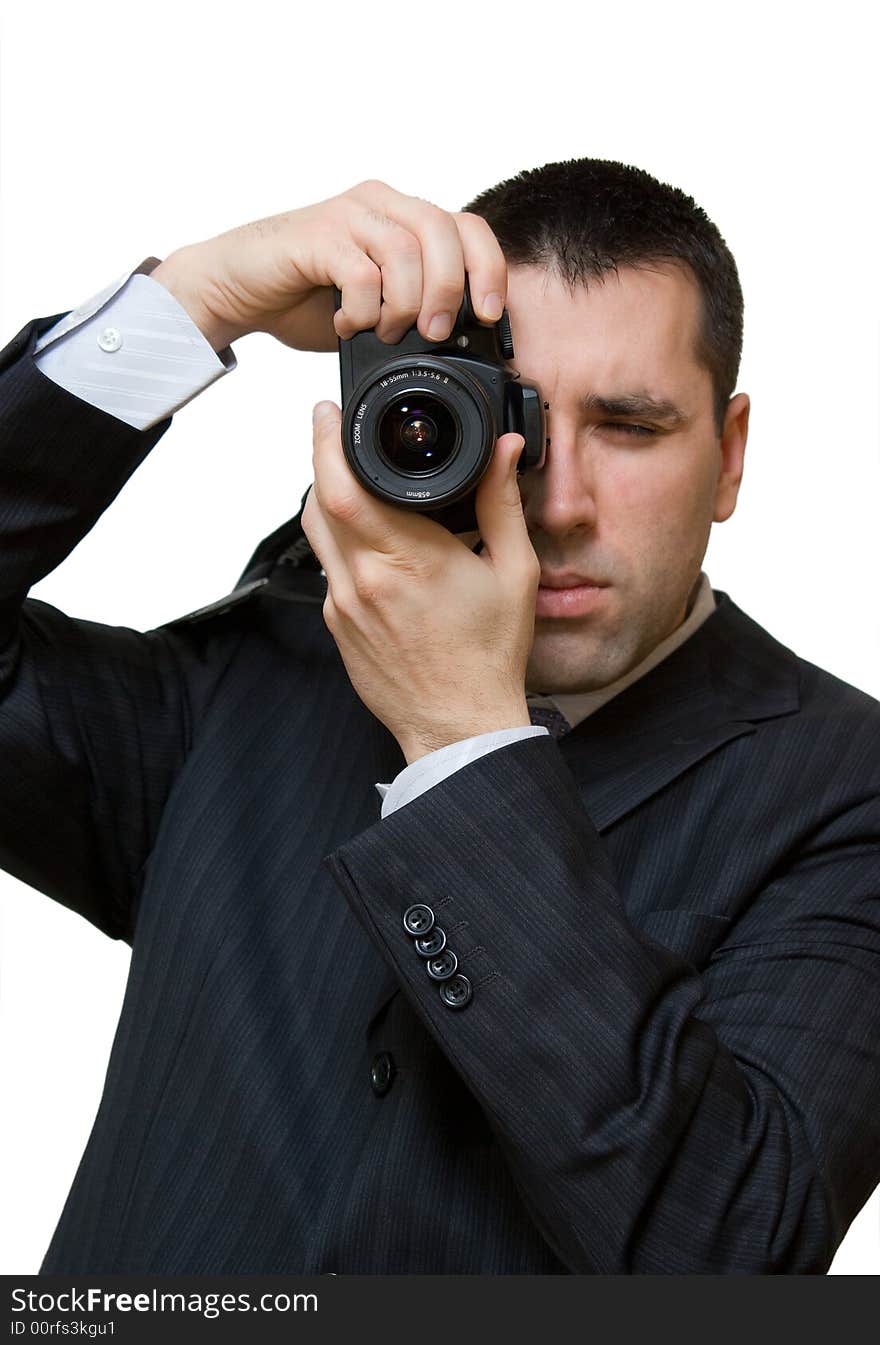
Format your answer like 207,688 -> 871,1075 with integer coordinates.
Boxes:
1,0 -> 877,1275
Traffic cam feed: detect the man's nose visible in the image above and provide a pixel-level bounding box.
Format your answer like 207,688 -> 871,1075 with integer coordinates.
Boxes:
521,426 -> 598,537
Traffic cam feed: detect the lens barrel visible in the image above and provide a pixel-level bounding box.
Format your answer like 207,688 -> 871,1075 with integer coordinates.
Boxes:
341,356 -> 494,511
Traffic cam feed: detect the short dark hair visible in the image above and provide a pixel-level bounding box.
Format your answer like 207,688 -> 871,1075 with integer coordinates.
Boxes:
461,157 -> 743,436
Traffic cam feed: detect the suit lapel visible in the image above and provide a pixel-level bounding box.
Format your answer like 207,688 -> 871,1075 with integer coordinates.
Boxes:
562,719 -> 757,833
558,590 -> 800,831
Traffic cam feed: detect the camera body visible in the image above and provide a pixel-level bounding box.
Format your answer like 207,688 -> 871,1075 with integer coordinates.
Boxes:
334,279 -> 545,533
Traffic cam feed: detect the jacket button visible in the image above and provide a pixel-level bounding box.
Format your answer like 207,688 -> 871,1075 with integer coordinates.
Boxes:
370,1051 -> 395,1096
414,926 -> 446,957
403,904 -> 435,936
439,974 -> 472,1009
426,948 -> 458,981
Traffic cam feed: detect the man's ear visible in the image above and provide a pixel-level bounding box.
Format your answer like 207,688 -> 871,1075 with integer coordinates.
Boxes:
713,392 -> 750,523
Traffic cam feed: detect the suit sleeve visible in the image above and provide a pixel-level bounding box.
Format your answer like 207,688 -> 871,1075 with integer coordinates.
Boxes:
322,731 -> 880,1274
0,315 -> 243,943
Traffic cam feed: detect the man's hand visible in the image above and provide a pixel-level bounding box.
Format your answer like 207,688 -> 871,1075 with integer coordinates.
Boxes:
301,402 -> 539,766
149,179 -> 509,353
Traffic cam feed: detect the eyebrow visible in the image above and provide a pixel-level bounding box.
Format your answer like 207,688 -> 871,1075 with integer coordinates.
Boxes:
580,391 -> 690,428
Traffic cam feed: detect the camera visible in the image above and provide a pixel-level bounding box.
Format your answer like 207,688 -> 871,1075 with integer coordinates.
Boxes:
334,278 -> 546,533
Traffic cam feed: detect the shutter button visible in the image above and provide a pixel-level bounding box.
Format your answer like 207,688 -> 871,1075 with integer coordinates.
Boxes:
370,1051 -> 395,1097
97,326 -> 123,352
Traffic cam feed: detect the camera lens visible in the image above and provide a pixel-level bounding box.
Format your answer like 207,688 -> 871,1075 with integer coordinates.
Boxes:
377,393 -> 460,474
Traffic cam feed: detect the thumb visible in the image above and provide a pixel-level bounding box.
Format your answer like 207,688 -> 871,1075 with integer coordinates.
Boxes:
473,432 -> 530,563
311,399 -> 343,469
313,400 -> 340,429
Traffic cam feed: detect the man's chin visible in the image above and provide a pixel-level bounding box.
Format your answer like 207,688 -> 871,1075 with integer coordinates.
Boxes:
526,625 -> 619,696
527,634 -> 602,694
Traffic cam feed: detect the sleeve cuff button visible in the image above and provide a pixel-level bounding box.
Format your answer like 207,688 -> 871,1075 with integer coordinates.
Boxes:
427,949 -> 459,981
403,903 -> 435,936
414,926 -> 446,957
439,974 -> 472,1009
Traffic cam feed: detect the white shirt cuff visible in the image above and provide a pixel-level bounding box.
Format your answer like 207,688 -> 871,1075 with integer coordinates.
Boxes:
32,257 -> 237,431
375,725 -> 548,818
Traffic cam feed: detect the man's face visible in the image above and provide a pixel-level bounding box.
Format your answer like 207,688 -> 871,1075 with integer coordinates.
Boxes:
502,261 -> 748,694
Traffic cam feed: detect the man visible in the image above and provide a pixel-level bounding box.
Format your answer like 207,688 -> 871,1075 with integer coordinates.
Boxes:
1,161 -> 878,1274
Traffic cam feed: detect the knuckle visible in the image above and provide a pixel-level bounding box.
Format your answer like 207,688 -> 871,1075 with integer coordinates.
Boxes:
350,555 -> 388,604
330,236 -> 359,261
522,554 -> 542,589
417,197 -> 452,228
322,489 -> 361,525
344,251 -> 381,285
456,209 -> 494,239
325,582 -> 355,622
383,292 -> 420,318
507,548 -> 540,588
362,205 -> 396,233
352,177 -> 388,196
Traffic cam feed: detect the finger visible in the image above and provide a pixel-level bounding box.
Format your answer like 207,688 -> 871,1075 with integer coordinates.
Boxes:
311,400 -> 415,554
300,481 -> 346,588
310,401 -> 366,527
472,432 -> 535,568
330,242 -> 384,340
451,211 -> 508,323
349,181 -> 467,345
342,197 -> 424,345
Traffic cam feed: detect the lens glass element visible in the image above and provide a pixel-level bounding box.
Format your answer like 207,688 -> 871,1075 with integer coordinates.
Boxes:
377,393 -> 460,475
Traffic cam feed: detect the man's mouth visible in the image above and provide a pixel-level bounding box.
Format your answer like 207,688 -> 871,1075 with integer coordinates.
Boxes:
539,570 -> 608,590
536,572 -> 610,619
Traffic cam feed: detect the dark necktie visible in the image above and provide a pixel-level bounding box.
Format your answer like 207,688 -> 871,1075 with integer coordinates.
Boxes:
528,703 -> 572,739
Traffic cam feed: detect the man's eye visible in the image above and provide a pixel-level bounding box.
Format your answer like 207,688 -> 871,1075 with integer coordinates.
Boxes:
602,422 -> 656,438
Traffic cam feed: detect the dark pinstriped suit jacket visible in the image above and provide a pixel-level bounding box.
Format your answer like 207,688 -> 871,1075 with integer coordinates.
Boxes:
2,312 -> 879,1275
